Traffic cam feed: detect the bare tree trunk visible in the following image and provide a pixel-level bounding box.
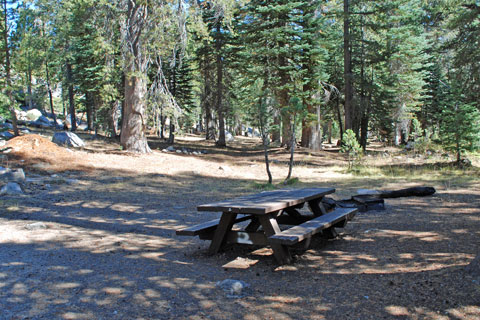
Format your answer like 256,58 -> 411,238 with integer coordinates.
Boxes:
215,24 -> 226,147
66,62 -> 77,132
284,114 -> 296,184
3,0 -> 19,136
45,58 -> 57,127
27,60 -> 34,109
344,0 -> 354,131
336,97 -> 344,145
271,114 -> 281,143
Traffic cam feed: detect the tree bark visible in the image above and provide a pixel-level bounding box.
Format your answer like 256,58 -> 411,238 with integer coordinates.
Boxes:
215,23 -> 226,147
120,73 -> 151,153
45,58 -> 57,127
3,0 -> 19,136
66,61 -> 77,132
344,0 -> 354,131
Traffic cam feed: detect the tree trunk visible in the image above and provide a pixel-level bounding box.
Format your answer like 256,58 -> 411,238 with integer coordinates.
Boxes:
301,105 -> 322,151
281,113 -> 292,149
66,61 -> 77,132
271,114 -> 281,143
344,0 -> 354,131
86,91 -> 94,131
45,58 -> 57,127
3,0 -> 19,136
215,24 -> 226,147
27,60 -> 34,109
120,73 -> 151,153
167,120 -> 175,144
284,114 -> 296,184
336,97 -> 344,145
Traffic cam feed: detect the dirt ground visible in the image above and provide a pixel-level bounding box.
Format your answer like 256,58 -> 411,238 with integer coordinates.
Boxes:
0,131 -> 479,320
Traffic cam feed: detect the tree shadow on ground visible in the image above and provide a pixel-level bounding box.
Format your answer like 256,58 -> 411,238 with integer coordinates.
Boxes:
1,164 -> 479,319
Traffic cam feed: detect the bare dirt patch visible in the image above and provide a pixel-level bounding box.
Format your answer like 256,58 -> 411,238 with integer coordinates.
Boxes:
0,131 -> 479,319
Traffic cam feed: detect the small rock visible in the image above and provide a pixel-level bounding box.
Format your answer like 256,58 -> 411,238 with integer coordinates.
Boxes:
24,222 -> 47,230
192,151 -> 199,155
65,178 -> 80,185
166,146 -> 175,152
216,279 -> 250,298
0,182 -> 24,195
176,150 -> 182,154
219,166 -> 231,172
0,139 -> 5,147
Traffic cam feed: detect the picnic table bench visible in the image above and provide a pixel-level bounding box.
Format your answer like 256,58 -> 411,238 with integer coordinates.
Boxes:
176,188 -> 357,264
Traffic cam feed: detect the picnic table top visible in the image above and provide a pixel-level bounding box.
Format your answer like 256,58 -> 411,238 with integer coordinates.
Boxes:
197,187 -> 335,215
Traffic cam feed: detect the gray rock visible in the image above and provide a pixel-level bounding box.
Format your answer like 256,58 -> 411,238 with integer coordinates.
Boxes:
166,146 -> 175,152
0,122 -> 13,129
33,115 -> 52,127
26,109 -> 43,121
175,150 -> 182,154
216,279 -> 250,298
52,131 -> 85,148
24,222 -> 47,230
0,131 -> 14,139
225,131 -> 235,142
0,168 -> 25,183
0,182 -> 24,195
65,178 -> 80,185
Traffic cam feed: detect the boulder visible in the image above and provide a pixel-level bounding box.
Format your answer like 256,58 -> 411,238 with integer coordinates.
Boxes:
0,131 -> 14,139
52,131 -> 85,148
0,168 -> 25,183
32,115 -> 52,128
225,131 -> 235,142
26,109 -> 43,121
15,110 -> 28,121
0,182 -> 24,195
0,122 -> 13,130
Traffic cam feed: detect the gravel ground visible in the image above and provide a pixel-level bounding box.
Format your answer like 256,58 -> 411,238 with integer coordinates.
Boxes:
0,134 -> 479,319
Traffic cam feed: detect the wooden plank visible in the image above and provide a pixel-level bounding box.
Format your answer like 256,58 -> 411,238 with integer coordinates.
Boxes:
208,213 -> 237,254
269,208 -> 357,245
197,188 -> 335,215
258,213 -> 292,264
176,215 -> 253,236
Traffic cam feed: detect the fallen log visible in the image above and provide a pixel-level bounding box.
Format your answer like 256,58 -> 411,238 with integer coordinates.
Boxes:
322,186 -> 436,212
378,186 -> 436,198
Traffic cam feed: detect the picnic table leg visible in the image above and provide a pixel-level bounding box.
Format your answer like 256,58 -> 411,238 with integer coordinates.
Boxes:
307,198 -> 327,216
258,213 -> 292,264
208,212 -> 237,255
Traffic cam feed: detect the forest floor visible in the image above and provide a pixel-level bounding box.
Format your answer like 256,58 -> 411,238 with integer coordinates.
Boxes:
0,129 -> 479,320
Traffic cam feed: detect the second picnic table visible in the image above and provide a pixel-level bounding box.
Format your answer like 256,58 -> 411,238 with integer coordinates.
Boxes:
177,187 -> 357,264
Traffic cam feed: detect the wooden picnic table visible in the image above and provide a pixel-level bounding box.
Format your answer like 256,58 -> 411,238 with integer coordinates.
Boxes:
177,187 -> 357,264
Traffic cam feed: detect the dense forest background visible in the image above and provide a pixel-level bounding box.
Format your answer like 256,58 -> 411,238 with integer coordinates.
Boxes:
1,0 -> 479,159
